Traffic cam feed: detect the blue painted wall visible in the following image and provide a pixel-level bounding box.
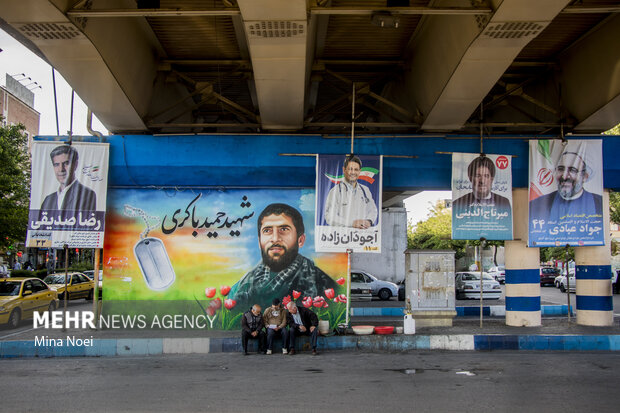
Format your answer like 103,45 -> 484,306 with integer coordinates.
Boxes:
37,134 -> 620,190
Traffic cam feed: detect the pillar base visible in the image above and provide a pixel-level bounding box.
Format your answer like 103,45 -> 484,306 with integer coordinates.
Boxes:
506,311 -> 541,327
577,309 -> 614,326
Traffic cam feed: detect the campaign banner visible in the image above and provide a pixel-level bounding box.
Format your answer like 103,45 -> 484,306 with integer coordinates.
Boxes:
315,154 -> 382,253
102,188 -> 348,330
27,141 -> 109,249
452,153 -> 513,240
528,139 -> 604,247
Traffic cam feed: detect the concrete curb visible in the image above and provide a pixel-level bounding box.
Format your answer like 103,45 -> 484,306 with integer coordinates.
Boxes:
2,334 -> 619,358
352,305 -> 575,317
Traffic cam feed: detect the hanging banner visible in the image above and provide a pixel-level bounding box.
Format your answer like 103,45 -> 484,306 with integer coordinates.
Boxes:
452,153 -> 513,240
528,139 -> 604,247
26,141 -> 109,249
315,154 -> 382,253
102,188 -> 347,330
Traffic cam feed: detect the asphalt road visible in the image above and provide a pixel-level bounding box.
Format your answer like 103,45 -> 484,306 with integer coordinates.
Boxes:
1,351 -> 619,412
357,285 -> 620,313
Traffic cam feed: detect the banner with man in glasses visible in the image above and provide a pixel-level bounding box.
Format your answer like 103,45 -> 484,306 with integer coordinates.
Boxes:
528,139 -> 604,247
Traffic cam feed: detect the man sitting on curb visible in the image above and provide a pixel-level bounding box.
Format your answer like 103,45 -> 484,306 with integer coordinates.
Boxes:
285,301 -> 319,355
263,298 -> 289,355
241,304 -> 266,355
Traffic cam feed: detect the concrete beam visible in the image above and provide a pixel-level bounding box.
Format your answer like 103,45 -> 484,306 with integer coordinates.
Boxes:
237,0 -> 309,130
411,0 -> 570,131
561,15 -> 620,133
1,0 -> 151,132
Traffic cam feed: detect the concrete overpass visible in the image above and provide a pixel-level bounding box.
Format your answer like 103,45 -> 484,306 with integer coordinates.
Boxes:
1,0 -> 619,137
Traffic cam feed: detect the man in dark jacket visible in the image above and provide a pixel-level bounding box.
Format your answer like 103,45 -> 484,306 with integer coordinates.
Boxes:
285,301 -> 319,355
241,304 -> 266,355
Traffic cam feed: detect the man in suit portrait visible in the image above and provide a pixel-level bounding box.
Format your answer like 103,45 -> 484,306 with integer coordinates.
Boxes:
40,145 -> 97,212
452,155 -> 511,213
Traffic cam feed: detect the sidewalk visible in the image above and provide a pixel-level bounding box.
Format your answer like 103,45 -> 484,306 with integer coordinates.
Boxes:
1,313 -> 619,357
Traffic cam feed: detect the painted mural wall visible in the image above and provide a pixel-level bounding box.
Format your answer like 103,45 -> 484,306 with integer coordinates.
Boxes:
102,187 -> 347,330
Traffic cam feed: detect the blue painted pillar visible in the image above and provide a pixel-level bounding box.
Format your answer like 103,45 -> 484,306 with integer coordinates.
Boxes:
574,191 -> 613,326
505,188 -> 541,326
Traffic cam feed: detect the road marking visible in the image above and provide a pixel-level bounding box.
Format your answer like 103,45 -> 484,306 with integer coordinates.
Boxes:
0,326 -> 35,340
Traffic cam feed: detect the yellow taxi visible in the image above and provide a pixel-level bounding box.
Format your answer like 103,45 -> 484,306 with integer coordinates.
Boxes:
0,277 -> 59,328
43,272 -> 95,301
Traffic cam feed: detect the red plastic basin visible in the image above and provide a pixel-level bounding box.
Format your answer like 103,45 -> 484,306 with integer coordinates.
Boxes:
374,326 -> 394,335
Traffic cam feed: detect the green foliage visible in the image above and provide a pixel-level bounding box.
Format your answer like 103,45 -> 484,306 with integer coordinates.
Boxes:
610,191 -> 620,225
603,123 -> 620,136
0,118 -> 31,250
10,269 -> 48,280
540,246 -> 574,263
407,200 -> 468,259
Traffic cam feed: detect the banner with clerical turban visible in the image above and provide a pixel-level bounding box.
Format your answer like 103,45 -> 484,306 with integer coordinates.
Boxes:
528,139 -> 604,247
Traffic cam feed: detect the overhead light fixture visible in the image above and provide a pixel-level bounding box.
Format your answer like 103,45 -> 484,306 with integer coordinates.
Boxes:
371,11 -> 400,29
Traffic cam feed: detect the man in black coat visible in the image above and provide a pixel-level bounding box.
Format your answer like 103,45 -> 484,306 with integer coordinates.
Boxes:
241,304 -> 266,355
285,301 -> 319,355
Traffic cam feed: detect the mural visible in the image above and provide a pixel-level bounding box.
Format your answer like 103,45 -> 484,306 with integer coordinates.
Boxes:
102,188 -> 348,330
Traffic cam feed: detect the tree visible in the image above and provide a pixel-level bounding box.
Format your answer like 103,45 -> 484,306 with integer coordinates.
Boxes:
609,191 -> 620,225
407,200 -> 468,259
0,118 -> 31,250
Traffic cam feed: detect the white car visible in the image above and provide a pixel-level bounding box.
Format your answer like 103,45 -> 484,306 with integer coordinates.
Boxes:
555,272 -> 576,293
350,270 -> 399,301
83,270 -> 103,295
487,265 -> 505,284
455,271 -> 501,300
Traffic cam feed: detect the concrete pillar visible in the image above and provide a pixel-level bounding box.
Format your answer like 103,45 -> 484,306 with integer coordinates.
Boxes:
574,190 -> 613,326
505,188 -> 541,326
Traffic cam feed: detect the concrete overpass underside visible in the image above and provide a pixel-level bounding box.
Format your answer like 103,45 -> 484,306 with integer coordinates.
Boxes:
1,0 -> 619,136
2,0 -> 620,201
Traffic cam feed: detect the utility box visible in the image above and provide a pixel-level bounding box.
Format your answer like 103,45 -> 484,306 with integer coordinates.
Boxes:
404,249 -> 456,327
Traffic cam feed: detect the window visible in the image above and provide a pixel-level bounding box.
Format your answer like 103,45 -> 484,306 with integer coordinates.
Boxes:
31,279 -> 48,292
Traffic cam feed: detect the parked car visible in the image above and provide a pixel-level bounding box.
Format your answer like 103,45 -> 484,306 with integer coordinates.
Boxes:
0,277 -> 59,328
487,266 -> 505,284
613,269 -> 619,294
83,270 -> 103,296
43,272 -> 95,301
540,266 -> 561,286
557,272 -> 576,293
351,270 -> 399,301
455,271 -> 501,300
350,287 -> 372,301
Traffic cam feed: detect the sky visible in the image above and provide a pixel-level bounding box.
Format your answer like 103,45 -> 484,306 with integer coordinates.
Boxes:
1,27 -> 449,223
403,191 -> 451,225
0,28 -> 108,136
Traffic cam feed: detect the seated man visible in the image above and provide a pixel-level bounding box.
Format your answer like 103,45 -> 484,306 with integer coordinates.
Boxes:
241,304 -> 266,355
285,301 -> 319,356
263,298 -> 289,355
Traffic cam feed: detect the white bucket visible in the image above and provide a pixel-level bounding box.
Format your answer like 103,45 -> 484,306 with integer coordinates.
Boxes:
403,314 -> 415,335
318,320 -> 330,335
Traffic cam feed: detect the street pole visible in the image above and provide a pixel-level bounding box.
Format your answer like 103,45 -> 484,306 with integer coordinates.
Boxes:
479,238 -> 486,328
62,244 -> 68,332
92,248 -> 101,328
345,249 -> 352,328
565,244 -> 571,321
